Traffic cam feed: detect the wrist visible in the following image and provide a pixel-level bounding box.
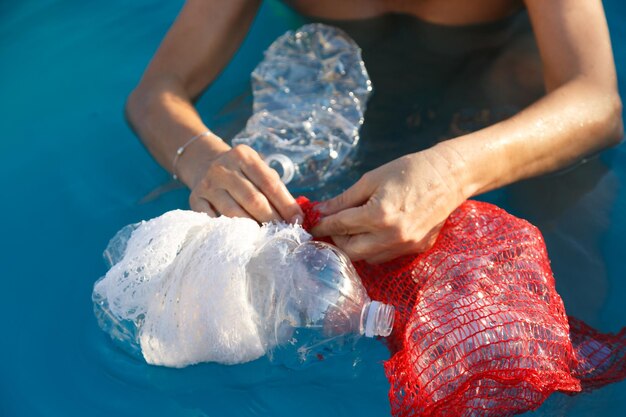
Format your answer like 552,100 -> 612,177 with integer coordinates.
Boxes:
177,132 -> 230,189
429,140 -> 482,201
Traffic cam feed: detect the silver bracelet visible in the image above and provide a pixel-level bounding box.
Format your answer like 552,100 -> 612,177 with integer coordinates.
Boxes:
172,130 -> 212,181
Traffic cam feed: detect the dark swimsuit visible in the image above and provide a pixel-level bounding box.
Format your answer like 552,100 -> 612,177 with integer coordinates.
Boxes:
308,11 -> 544,174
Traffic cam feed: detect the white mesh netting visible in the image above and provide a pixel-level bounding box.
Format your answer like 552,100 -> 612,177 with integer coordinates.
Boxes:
93,210 -> 310,367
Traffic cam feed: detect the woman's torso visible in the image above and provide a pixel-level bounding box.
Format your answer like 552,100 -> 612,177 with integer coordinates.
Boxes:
281,0 -> 524,25
274,0 -> 543,181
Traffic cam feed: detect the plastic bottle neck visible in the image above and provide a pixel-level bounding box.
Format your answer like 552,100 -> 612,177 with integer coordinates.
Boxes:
362,300 -> 395,338
264,153 -> 296,184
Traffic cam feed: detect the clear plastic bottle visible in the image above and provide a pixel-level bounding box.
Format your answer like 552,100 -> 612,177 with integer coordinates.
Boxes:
93,215 -> 394,368
246,236 -> 394,369
92,223 -> 145,359
231,23 -> 372,192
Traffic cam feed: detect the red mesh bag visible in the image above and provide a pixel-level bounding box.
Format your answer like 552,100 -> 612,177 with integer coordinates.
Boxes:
297,198 -> 626,417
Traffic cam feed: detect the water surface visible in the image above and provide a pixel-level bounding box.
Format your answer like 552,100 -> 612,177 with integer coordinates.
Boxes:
1,1 -> 625,416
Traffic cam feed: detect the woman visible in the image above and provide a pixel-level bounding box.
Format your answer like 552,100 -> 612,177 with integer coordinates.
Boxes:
126,0 -> 622,263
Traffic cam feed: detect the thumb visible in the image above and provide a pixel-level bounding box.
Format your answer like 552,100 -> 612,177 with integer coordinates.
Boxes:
318,175 -> 372,215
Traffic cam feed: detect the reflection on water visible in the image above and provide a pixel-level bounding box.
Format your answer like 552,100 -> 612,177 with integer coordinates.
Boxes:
1,0 -> 625,416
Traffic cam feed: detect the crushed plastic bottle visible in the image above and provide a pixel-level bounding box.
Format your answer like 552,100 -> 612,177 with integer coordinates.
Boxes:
92,211 -> 393,368
231,23 -> 372,191
246,235 -> 394,368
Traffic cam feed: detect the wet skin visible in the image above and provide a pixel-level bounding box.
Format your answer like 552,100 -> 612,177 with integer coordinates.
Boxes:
126,0 -> 622,263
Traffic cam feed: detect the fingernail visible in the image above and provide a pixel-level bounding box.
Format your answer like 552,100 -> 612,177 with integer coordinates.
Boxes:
291,214 -> 304,224
316,202 -> 327,214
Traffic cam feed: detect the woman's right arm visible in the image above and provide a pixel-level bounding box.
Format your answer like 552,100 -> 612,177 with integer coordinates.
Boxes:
126,0 -> 303,223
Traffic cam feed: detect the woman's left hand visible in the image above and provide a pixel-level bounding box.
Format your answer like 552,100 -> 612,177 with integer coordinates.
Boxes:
311,146 -> 469,263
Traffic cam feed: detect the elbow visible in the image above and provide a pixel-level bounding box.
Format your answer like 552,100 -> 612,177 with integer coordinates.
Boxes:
124,75 -> 187,134
124,84 -> 146,133
572,76 -> 624,151
605,93 -> 624,147
587,91 -> 624,151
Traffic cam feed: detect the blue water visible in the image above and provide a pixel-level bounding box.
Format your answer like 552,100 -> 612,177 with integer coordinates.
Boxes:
1,1 -> 625,416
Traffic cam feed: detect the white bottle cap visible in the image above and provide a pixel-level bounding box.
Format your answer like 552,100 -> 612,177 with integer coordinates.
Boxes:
364,301 -> 395,338
264,153 -> 296,185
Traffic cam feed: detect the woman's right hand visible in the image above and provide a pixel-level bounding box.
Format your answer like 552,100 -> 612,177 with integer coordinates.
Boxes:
186,143 -> 304,224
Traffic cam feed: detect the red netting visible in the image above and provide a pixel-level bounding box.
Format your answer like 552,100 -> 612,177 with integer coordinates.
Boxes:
296,197 -> 626,417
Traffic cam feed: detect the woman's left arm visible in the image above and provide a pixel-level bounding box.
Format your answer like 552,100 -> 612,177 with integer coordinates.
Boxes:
312,0 -> 623,263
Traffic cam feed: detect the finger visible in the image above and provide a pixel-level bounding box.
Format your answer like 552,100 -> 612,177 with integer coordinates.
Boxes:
311,206 -> 372,237
208,189 -> 253,219
241,158 -> 303,223
226,171 -> 282,223
333,233 -> 405,264
189,196 -> 217,217
330,233 -> 379,262
367,251 -> 402,265
317,176 -> 372,215
360,235 -> 435,264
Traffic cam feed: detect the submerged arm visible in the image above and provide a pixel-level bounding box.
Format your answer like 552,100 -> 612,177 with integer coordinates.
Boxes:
126,0 -> 303,222
441,0 -> 623,198
313,0 -> 622,263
